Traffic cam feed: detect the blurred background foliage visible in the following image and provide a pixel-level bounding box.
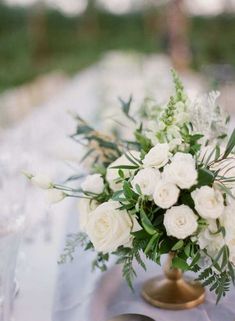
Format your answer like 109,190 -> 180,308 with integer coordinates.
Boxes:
0,1 -> 235,92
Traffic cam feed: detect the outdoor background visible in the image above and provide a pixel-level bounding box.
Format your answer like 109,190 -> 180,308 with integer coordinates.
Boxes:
0,0 -> 235,128
1,2 -> 235,320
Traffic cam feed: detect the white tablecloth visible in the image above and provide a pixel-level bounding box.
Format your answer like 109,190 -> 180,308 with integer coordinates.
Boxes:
52,209 -> 235,321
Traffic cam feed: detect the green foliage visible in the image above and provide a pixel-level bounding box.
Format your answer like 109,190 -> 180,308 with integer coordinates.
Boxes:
58,232 -> 92,264
119,96 -> 136,123
222,129 -> 235,159
172,69 -> 186,103
197,168 -> 215,186
135,125 -> 152,153
172,256 -> 190,271
115,238 -> 147,290
180,125 -> 204,155
197,245 -> 235,303
92,252 -> 109,272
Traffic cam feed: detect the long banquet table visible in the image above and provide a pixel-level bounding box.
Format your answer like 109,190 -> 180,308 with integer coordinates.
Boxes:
1,53 -> 234,321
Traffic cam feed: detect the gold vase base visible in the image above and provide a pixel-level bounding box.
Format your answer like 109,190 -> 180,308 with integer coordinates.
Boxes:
142,276 -> 205,310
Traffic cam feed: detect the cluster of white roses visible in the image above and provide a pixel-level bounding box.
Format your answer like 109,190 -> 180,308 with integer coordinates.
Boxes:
77,141 -> 235,260
28,141 -> 235,265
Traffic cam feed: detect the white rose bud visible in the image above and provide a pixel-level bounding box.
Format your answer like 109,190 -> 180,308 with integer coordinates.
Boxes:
131,168 -> 160,196
163,152 -> 197,189
106,151 -> 140,191
164,205 -> 198,239
81,174 -> 104,194
31,174 -> 52,189
78,198 -> 98,232
191,186 -> 224,219
143,143 -> 170,169
86,201 -> 141,252
153,180 -> 180,209
46,189 -> 66,204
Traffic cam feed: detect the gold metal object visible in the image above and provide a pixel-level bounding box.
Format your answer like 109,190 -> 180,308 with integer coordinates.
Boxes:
141,253 -> 205,310
107,314 -> 155,321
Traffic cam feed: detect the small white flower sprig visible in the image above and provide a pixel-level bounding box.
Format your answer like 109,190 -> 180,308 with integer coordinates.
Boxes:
23,172 -> 85,204
27,71 -> 235,302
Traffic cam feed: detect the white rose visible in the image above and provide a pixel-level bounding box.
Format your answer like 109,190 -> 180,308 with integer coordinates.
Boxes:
191,186 -> 224,219
163,152 -> 197,189
31,174 -> 52,189
46,189 -> 65,204
143,143 -> 170,169
153,180 -> 180,209
81,174 -> 104,194
78,198 -> 98,232
163,205 -> 198,239
131,168 -> 160,196
197,220 -> 224,257
106,151 -> 140,191
86,201 -> 141,252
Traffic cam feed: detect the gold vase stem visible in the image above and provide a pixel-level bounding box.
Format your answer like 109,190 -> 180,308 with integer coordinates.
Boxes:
141,253 -> 205,310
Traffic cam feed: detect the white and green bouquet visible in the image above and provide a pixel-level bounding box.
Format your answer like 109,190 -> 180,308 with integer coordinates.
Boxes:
28,71 -> 235,303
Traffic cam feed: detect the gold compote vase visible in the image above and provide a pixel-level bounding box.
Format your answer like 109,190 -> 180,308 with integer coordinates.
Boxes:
141,252 -> 205,310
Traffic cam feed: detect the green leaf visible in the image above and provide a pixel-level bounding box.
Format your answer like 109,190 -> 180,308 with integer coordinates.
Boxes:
215,145 -> 221,161
110,165 -> 139,170
228,262 -> 235,284
135,184 -> 142,195
124,152 -> 140,166
123,181 -> 138,200
144,233 -> 159,254
159,239 -> 175,254
184,243 -> 191,257
118,169 -> 125,178
197,168 -> 215,186
180,192 -> 194,208
172,240 -> 184,251
119,95 -> 136,123
221,245 -> 229,271
112,190 -> 124,201
190,252 -> 200,268
172,256 -> 190,271
76,124 -> 93,135
131,229 -> 149,239
140,208 -> 156,235
223,128 -> 235,159
135,130 -> 152,153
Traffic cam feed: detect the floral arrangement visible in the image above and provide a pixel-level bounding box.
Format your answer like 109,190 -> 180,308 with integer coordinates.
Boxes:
27,71 -> 235,303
